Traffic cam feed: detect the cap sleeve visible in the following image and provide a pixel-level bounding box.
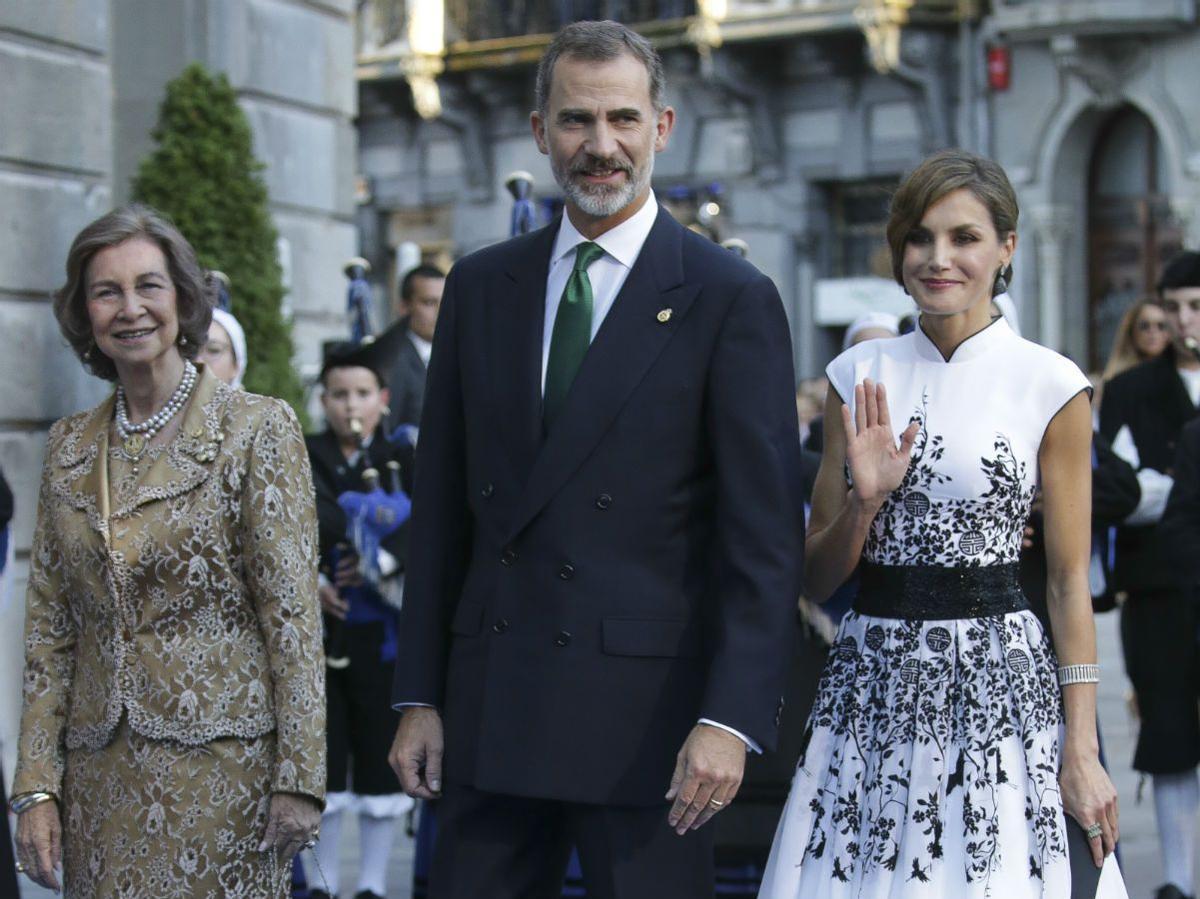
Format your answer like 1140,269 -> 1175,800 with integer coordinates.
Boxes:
1036,351 -> 1092,440
825,350 -> 855,406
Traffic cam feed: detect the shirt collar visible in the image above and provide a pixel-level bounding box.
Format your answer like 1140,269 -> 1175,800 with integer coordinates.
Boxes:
912,314 -> 1012,364
407,330 -> 432,365
551,190 -> 659,270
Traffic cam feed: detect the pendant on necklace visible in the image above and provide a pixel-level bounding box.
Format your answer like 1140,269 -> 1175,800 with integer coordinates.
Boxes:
123,433 -> 146,458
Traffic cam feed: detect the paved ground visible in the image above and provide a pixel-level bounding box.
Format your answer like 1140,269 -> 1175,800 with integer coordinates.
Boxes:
15,611 -> 1195,898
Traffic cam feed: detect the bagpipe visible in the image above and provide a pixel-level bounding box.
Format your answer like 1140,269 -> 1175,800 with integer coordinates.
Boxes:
324,417 -> 415,669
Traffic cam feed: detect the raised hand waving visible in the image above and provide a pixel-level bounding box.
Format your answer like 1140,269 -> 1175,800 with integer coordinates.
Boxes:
841,378 -> 919,509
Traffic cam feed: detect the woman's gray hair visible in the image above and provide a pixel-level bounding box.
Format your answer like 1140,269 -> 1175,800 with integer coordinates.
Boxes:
535,20 -> 666,116
53,204 -> 213,381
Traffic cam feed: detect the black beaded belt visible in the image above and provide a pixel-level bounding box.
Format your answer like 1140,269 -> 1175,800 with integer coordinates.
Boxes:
853,562 -> 1029,620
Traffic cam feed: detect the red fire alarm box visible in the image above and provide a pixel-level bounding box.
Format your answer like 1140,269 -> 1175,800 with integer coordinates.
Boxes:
988,45 -> 1011,92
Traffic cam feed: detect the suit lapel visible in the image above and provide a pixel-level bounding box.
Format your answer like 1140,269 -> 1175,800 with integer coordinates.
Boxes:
507,209 -> 699,540
56,393 -> 115,543
492,221 -> 559,485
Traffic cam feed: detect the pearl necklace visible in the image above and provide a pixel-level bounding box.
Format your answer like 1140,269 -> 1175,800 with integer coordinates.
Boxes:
115,361 -> 198,458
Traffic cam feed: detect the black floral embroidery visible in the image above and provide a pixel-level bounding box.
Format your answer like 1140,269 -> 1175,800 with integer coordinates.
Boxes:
863,391 -> 1034,567
780,385 -> 1073,895
797,615 -> 1066,890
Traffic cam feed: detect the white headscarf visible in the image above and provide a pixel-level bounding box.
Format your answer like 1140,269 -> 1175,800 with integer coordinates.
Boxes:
210,307 -> 248,388
843,311 -> 901,351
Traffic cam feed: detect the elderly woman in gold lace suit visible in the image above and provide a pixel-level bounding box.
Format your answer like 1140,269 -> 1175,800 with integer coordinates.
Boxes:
10,205 -> 326,897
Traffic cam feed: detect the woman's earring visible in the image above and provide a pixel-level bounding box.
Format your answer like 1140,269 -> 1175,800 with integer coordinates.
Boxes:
178,335 -> 189,348
83,344 -> 94,362
993,269 -> 1008,296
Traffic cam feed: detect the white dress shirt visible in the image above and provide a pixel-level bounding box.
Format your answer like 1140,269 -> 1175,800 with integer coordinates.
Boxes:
408,330 -> 433,368
541,190 -> 659,392
400,191 -> 762,753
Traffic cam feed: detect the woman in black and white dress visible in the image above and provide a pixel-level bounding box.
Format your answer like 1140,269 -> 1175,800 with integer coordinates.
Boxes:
760,150 -> 1127,898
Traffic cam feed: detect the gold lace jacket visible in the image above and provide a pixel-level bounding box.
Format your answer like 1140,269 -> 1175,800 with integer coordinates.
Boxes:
13,367 -> 326,803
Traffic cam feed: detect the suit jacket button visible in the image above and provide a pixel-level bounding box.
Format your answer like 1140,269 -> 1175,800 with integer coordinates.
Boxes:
558,564 -> 575,580
493,618 -> 510,634
501,548 -> 517,566
481,483 -> 495,499
555,631 -> 572,647
595,493 -> 612,510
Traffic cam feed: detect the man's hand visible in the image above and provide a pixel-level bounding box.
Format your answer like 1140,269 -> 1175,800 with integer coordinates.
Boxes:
665,724 -> 746,835
15,800 -> 61,891
388,707 -> 444,799
318,582 -> 349,619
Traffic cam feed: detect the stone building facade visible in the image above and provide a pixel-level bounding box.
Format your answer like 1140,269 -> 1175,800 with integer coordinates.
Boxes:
355,0 -> 987,379
355,0 -> 1200,374
987,0 -> 1200,368
0,0 -> 359,782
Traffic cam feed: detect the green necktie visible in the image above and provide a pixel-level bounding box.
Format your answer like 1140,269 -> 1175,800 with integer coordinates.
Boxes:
544,241 -> 605,429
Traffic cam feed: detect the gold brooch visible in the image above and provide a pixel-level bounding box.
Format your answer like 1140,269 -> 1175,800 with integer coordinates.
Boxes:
123,434 -> 146,458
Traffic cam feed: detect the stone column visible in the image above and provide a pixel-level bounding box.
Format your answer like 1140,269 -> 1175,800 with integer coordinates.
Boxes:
0,0 -> 114,788
1029,204 -> 1074,352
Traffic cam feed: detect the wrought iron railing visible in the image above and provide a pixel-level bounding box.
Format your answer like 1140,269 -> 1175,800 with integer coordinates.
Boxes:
444,1 -> 696,42
356,0 -> 978,74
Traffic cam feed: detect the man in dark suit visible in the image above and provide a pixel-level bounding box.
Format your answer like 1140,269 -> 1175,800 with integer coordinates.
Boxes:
1099,250 -> 1200,899
388,20 -> 804,899
381,264 -> 445,434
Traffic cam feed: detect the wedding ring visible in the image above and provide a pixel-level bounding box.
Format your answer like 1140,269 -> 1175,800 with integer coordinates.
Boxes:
1086,822 -> 1103,840
708,798 -> 725,809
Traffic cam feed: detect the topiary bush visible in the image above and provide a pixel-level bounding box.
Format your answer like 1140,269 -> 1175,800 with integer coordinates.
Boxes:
132,62 -> 304,416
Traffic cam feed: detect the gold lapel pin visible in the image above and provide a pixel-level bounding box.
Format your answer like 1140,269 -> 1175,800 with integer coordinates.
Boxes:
657,308 -> 673,323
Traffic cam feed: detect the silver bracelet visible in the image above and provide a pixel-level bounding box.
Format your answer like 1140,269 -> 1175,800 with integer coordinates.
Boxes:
1057,664 -> 1099,687
9,791 -> 56,814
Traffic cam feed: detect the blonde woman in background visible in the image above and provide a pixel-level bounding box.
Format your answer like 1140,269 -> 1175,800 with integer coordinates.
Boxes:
1104,298 -> 1171,382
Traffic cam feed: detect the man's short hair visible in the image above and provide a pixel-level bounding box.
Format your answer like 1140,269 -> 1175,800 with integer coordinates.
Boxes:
535,20 -> 665,117
1159,251 -> 1200,294
400,263 -> 446,302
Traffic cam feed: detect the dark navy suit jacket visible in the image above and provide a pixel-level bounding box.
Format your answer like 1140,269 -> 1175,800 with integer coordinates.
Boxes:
392,206 -> 805,805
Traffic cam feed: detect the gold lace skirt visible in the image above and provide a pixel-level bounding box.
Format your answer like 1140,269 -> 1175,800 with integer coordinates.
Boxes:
60,717 -> 286,898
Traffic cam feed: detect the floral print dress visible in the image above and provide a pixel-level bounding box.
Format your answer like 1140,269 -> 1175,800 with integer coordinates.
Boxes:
760,319 -> 1127,898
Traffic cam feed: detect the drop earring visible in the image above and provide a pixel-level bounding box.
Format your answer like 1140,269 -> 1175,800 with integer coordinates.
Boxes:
993,269 -> 1008,297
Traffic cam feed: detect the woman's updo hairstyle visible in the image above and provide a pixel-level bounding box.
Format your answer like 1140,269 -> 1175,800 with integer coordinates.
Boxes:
885,149 -> 1019,295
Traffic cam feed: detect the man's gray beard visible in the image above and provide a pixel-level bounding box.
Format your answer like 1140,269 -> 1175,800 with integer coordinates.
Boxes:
555,154 -> 654,218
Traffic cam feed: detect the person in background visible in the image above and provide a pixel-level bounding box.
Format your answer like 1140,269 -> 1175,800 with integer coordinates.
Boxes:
796,390 -> 822,448
805,316 -> 900,458
11,204 -> 324,897
305,340 -> 415,899
198,304 -> 248,388
1100,250 -> 1200,899
1157,400 -> 1200,899
1104,298 -> 1171,383
381,264 -> 445,435
842,311 -> 899,351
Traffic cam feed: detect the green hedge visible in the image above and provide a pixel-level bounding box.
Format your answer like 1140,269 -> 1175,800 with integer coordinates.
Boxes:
132,63 -> 304,417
